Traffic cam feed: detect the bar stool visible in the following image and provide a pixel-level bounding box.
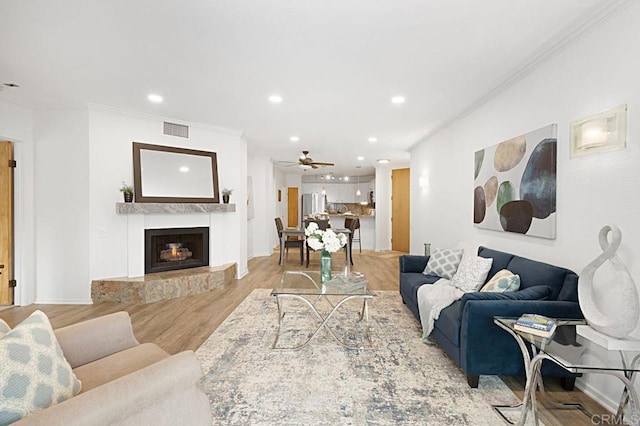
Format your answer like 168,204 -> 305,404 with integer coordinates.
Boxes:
351,218 -> 361,252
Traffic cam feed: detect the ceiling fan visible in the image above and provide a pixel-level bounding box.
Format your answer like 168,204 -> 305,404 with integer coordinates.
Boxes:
280,151 -> 335,169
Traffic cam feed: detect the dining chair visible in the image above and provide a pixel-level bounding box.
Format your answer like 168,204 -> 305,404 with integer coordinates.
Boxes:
275,217 -> 304,265
303,219 -> 331,267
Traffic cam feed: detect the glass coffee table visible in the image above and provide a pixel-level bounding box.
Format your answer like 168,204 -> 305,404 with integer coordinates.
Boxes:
494,317 -> 640,426
271,270 -> 375,350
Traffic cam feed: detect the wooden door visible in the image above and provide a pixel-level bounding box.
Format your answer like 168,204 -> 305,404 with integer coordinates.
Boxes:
0,141 -> 13,304
392,168 -> 410,252
287,187 -> 299,227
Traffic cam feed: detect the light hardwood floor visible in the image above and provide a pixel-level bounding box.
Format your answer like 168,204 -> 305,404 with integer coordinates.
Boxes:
0,251 -> 609,425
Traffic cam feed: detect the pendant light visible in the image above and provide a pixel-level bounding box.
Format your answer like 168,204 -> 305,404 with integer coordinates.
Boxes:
355,168 -> 361,196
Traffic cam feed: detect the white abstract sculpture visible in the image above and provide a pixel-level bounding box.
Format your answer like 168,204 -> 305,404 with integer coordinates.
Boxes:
578,224 -> 639,338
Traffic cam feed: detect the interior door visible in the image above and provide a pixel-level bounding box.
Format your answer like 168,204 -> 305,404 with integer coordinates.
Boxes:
392,168 -> 410,252
287,187 -> 299,227
0,141 -> 13,305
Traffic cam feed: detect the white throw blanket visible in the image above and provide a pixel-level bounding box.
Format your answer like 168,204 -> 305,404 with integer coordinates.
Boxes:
418,278 -> 464,339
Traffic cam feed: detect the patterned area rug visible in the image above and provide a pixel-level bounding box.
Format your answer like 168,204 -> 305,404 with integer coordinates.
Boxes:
196,289 -> 525,425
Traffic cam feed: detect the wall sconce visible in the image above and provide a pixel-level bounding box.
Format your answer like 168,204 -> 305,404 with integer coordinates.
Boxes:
419,175 -> 430,190
570,104 -> 627,158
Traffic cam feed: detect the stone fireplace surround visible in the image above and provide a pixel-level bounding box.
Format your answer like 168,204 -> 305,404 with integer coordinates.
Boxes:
91,202 -> 236,304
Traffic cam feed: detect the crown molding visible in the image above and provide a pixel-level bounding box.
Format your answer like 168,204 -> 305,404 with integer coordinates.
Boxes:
409,0 -> 635,150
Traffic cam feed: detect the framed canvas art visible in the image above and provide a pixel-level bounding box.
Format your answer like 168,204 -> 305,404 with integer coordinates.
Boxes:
473,124 -> 557,239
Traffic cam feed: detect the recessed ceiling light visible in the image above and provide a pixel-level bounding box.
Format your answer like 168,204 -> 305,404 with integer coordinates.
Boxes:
326,174 -> 331,179
148,94 -> 163,103
377,159 -> 390,164
391,96 -> 405,104
344,176 -> 349,181
179,166 -> 189,173
357,156 -> 365,161
368,137 -> 377,143
290,136 -> 300,142
269,95 -> 283,103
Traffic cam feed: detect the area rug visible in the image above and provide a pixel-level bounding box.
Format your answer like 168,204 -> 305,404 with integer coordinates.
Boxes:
196,289 -> 526,425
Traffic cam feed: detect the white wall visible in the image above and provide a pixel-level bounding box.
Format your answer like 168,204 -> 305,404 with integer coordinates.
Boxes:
0,98 -> 35,305
374,165 -> 392,251
247,155 -> 277,259
33,106 -> 90,303
88,106 -> 248,283
2,102 -> 248,305
410,2 -> 640,412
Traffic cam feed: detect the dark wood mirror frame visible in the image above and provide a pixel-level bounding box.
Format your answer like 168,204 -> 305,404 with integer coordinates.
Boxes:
133,142 -> 220,203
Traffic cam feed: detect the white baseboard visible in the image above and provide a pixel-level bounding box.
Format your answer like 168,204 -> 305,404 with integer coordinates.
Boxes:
576,378 -> 618,414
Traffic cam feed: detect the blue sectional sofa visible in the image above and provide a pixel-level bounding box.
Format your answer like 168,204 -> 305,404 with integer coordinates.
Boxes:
399,246 -> 584,388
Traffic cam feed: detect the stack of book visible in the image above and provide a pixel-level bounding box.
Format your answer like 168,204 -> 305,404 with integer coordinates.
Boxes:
514,314 -> 557,338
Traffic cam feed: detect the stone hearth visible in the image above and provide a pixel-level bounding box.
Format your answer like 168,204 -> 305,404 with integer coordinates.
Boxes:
91,263 -> 236,304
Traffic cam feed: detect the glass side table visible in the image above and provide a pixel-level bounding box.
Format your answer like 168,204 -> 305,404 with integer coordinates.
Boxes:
493,317 -> 640,426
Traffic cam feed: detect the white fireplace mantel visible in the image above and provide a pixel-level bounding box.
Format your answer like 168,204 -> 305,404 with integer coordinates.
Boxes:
116,202 -> 236,214
116,202 -> 237,277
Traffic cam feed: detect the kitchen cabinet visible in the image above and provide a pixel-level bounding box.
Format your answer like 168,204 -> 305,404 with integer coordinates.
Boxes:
323,185 -> 339,202
353,183 -> 368,204
338,184 -> 355,203
301,183 -> 323,194
322,183 -> 355,203
303,180 -> 374,204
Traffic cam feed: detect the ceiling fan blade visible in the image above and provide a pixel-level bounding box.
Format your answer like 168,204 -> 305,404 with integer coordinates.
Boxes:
275,161 -> 300,167
310,162 -> 334,166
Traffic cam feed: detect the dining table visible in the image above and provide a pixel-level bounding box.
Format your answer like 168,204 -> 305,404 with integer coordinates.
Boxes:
279,227 -> 352,267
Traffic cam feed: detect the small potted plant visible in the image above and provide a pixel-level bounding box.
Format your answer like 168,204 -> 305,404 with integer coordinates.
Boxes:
119,181 -> 134,203
222,188 -> 233,204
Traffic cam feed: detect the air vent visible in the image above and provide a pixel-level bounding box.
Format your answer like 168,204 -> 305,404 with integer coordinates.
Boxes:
163,122 -> 189,138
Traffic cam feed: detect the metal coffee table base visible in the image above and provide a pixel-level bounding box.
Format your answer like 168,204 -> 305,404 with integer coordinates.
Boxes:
272,293 -> 373,350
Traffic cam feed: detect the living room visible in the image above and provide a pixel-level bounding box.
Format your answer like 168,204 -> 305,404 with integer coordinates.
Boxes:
2,1 -> 640,425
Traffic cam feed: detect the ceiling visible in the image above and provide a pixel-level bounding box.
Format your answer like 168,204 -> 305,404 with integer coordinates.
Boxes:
0,0 -> 624,177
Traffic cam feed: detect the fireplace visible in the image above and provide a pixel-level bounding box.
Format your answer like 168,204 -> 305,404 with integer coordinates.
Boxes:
145,227 -> 209,274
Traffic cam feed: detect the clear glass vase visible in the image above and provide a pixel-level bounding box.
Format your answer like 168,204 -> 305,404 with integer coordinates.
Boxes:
320,250 -> 332,283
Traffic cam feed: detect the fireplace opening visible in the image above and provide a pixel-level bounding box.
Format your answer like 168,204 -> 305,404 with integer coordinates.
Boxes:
145,227 -> 209,274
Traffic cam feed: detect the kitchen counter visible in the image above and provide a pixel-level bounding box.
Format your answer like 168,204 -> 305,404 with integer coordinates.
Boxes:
326,215 -> 375,251
326,213 -> 375,218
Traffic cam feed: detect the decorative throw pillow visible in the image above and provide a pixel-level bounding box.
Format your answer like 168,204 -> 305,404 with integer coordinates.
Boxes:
0,311 -> 82,424
423,248 -> 464,280
0,319 -> 10,338
480,269 -> 521,293
451,256 -> 494,293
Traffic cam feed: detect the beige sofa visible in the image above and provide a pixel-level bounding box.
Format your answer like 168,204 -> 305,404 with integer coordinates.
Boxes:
15,312 -> 212,425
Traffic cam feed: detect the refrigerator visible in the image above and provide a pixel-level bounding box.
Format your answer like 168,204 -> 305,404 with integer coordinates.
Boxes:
301,193 -> 326,224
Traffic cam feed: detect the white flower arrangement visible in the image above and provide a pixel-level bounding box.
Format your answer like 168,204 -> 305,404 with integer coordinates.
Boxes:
305,222 -> 347,253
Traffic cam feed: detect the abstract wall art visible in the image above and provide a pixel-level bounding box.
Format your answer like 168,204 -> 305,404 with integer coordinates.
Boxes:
473,124 -> 557,239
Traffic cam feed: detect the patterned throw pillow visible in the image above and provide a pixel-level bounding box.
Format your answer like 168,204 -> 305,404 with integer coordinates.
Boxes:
451,256 -> 494,292
480,269 -> 521,293
0,311 -> 82,424
0,319 -> 10,338
423,248 -> 464,280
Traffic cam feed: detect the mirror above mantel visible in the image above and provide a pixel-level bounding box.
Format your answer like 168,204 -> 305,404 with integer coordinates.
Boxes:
133,142 -> 220,203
